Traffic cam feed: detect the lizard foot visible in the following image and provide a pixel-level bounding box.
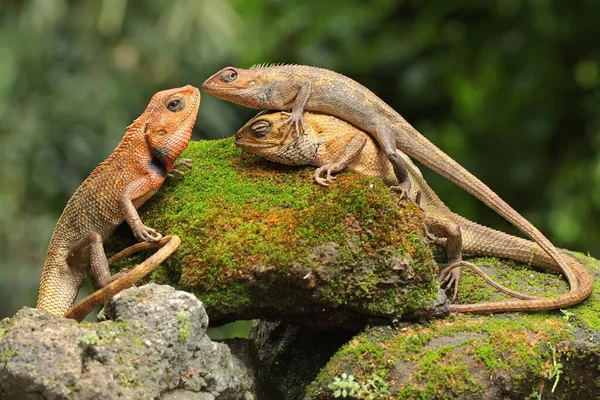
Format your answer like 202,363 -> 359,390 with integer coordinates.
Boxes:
439,263 -> 463,302
133,224 -> 163,243
391,181 -> 411,201
168,158 -> 193,179
314,164 -> 340,187
280,110 -> 307,144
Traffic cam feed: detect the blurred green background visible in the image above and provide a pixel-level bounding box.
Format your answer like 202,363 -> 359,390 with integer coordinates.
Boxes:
1,0 -> 599,319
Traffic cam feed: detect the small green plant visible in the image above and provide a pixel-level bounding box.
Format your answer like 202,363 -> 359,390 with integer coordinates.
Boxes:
526,389 -> 542,400
329,373 -> 360,398
176,311 -> 191,342
560,309 -> 575,322
328,372 -> 391,399
358,373 -> 390,399
547,347 -> 563,393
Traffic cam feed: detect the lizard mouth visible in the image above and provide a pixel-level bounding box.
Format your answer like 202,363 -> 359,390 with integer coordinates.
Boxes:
234,139 -> 278,149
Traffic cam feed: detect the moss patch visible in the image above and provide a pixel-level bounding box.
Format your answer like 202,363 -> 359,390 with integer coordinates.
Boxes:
308,252 -> 600,399
108,138 -> 440,325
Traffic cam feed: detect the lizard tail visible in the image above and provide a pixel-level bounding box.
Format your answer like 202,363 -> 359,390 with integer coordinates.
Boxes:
447,253 -> 593,312
396,127 -> 581,301
64,235 -> 181,322
446,213 -> 593,312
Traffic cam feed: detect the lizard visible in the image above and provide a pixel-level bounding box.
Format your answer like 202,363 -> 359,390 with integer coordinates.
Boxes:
201,64 -> 579,311
36,85 -> 200,320
234,110 -> 593,313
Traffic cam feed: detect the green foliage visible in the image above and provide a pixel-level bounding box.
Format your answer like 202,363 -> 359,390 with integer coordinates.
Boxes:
547,347 -> 563,393
1,1 -> 599,319
329,373 -> 359,398
328,372 -> 390,399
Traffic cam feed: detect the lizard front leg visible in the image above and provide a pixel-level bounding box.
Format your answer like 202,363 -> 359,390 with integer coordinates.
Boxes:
314,132 -> 368,186
119,177 -> 163,242
282,79 -> 311,143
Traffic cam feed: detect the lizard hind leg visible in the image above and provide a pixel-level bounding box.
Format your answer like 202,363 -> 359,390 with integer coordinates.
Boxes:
423,217 -> 464,302
375,124 -> 411,200
83,232 -> 129,288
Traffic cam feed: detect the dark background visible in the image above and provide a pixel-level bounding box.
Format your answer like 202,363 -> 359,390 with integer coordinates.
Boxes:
1,0 -> 599,319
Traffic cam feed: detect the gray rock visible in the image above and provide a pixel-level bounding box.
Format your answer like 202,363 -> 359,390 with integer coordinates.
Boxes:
249,321 -> 355,400
0,284 -> 259,399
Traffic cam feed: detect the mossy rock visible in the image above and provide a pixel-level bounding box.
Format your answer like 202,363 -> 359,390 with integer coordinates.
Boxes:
108,138 -> 445,328
306,253 -> 600,399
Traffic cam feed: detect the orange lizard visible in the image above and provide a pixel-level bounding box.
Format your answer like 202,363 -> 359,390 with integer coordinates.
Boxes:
37,85 -> 200,321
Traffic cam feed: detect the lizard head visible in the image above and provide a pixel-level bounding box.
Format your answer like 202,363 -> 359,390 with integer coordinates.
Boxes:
202,66 -> 273,109
142,85 -> 200,169
235,111 -> 319,166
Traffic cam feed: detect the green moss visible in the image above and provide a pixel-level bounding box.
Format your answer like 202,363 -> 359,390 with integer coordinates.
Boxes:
309,251 -> 600,398
118,372 -> 139,388
176,311 -> 191,342
108,138 -> 439,321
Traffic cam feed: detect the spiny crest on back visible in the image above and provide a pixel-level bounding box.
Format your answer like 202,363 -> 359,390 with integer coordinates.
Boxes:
250,62 -> 300,69
248,63 -> 334,75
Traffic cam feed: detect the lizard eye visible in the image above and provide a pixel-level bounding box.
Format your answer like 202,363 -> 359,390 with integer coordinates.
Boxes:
250,120 -> 271,138
166,97 -> 185,112
220,68 -> 238,83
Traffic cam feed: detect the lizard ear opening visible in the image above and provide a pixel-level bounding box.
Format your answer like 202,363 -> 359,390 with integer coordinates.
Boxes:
219,68 -> 238,83
250,120 -> 271,138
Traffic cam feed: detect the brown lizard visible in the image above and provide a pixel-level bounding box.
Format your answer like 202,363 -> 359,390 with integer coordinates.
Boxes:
234,111 -> 593,313
37,85 -> 200,320
202,64 -> 578,310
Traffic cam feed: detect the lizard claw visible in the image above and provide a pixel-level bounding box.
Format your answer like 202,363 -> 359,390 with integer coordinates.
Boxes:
281,110 -> 306,144
168,158 -> 193,179
439,264 -> 462,303
168,169 -> 185,179
391,181 -> 411,201
133,224 -> 163,243
314,164 -> 340,187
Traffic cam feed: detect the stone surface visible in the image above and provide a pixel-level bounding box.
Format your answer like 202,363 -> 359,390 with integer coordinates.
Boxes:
108,138 -> 447,330
250,321 -> 355,400
0,284 -> 259,399
304,253 -> 600,399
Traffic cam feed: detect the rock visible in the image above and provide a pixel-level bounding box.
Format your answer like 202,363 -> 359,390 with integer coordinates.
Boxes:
0,284 -> 259,399
304,252 -> 600,399
107,138 -> 447,329
249,321 -> 355,400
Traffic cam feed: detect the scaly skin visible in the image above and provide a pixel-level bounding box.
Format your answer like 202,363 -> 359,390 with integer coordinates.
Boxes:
203,65 -> 578,311
235,111 -> 593,313
37,86 -> 200,318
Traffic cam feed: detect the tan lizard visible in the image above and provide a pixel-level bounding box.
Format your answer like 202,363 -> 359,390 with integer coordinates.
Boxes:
37,85 -> 200,320
234,111 -> 593,313
202,64 -> 578,310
